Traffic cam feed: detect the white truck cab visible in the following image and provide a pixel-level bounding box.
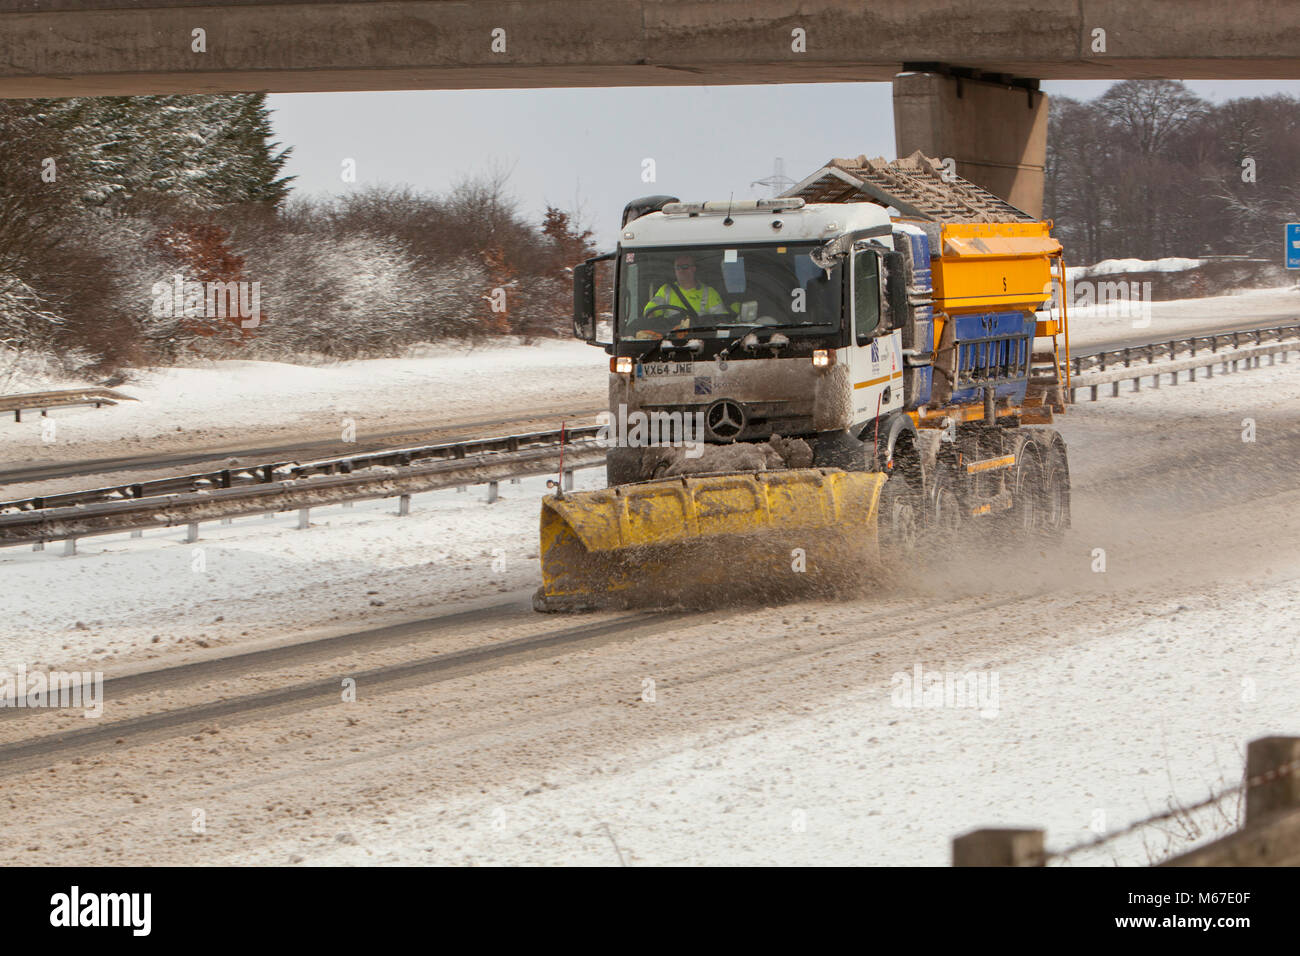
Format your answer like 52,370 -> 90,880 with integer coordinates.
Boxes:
574,197 -> 909,481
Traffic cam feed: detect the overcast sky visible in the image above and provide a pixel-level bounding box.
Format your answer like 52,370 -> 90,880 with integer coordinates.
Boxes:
268,79 -> 1300,247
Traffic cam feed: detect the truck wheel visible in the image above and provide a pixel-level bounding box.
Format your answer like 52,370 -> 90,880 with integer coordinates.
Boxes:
929,474 -> 962,543
878,473 -> 921,561
1040,458 -> 1069,541
1006,447 -> 1045,540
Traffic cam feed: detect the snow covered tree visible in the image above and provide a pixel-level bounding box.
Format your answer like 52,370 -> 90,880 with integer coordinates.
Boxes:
20,94 -> 293,214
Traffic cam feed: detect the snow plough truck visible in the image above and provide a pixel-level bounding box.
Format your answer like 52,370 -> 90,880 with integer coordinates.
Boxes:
534,153 -> 1072,611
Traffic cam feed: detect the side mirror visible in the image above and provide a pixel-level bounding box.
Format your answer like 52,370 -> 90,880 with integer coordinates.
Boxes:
811,234 -> 852,270
883,251 -> 907,330
572,262 -> 596,342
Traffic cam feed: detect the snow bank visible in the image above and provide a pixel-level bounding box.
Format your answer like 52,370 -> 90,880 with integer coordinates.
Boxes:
1056,287 -> 1299,349
0,337 -> 607,461
1067,257 -> 1202,281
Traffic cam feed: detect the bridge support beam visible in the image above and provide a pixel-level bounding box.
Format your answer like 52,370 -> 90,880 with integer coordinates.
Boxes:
893,69 -> 1048,218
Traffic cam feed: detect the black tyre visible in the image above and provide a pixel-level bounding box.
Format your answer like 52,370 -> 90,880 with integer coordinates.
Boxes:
929,473 -> 963,545
1006,446 -> 1046,540
878,473 -> 921,561
1040,458 -> 1070,541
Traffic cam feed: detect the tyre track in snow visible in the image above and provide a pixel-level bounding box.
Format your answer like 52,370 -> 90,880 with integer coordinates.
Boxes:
0,605 -> 672,775
0,574 -> 1012,774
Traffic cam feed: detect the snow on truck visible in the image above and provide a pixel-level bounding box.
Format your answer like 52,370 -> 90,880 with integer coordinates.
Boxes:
534,153 -> 1073,611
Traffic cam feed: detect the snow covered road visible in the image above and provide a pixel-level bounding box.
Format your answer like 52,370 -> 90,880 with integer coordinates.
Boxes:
0,349 -> 1296,866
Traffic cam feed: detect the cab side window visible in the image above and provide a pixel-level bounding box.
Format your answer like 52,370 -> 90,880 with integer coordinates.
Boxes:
854,251 -> 881,342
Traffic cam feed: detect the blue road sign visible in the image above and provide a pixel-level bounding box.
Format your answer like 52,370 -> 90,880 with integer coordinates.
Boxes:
1288,223 -> 1300,269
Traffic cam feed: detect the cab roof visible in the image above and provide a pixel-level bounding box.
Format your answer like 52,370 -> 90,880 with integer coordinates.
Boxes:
619,200 -> 892,248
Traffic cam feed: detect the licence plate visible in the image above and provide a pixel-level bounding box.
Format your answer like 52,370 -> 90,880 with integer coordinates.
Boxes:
636,361 -> 694,378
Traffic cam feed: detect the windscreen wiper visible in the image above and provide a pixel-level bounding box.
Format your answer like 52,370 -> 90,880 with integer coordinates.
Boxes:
715,323 -> 819,357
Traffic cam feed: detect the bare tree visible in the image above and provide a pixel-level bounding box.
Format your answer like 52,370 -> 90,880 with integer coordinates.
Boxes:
1098,80 -> 1208,156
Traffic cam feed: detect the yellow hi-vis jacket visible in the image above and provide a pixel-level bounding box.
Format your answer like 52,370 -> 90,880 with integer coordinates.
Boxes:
643,283 -> 730,324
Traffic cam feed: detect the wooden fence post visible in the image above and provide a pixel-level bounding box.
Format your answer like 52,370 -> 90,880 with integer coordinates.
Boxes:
1246,736 -> 1300,824
953,828 -> 1045,866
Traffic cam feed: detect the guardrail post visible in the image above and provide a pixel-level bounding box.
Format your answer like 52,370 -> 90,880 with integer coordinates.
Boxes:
1089,385 -> 1098,402
1132,376 -> 1140,392
13,409 -> 20,422
1245,737 -> 1300,824
1111,381 -> 1119,397
185,522 -> 199,543
1206,360 -> 1213,379
486,481 -> 499,504
1189,365 -> 1196,382
952,828 -> 1045,866
398,495 -> 411,516
564,469 -> 575,491
297,508 -> 310,529
62,538 -> 76,556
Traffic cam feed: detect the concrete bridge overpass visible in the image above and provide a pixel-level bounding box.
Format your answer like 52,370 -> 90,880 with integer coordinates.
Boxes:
2,1 -> 1297,215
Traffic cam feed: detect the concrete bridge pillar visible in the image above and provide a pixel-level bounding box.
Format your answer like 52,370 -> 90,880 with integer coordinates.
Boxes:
893,69 -> 1048,218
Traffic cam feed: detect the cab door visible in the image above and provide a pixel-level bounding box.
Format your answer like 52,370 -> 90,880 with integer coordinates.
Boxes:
847,242 -> 904,429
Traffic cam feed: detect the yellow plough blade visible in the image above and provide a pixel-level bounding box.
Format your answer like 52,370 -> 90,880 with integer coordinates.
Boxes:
535,468 -> 886,611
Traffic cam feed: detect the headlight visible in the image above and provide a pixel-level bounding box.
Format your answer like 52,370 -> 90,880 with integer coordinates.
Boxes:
612,356 -> 633,374
812,349 -> 835,367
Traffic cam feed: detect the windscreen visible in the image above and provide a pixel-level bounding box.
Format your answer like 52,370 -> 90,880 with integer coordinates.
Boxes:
617,243 -> 842,341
